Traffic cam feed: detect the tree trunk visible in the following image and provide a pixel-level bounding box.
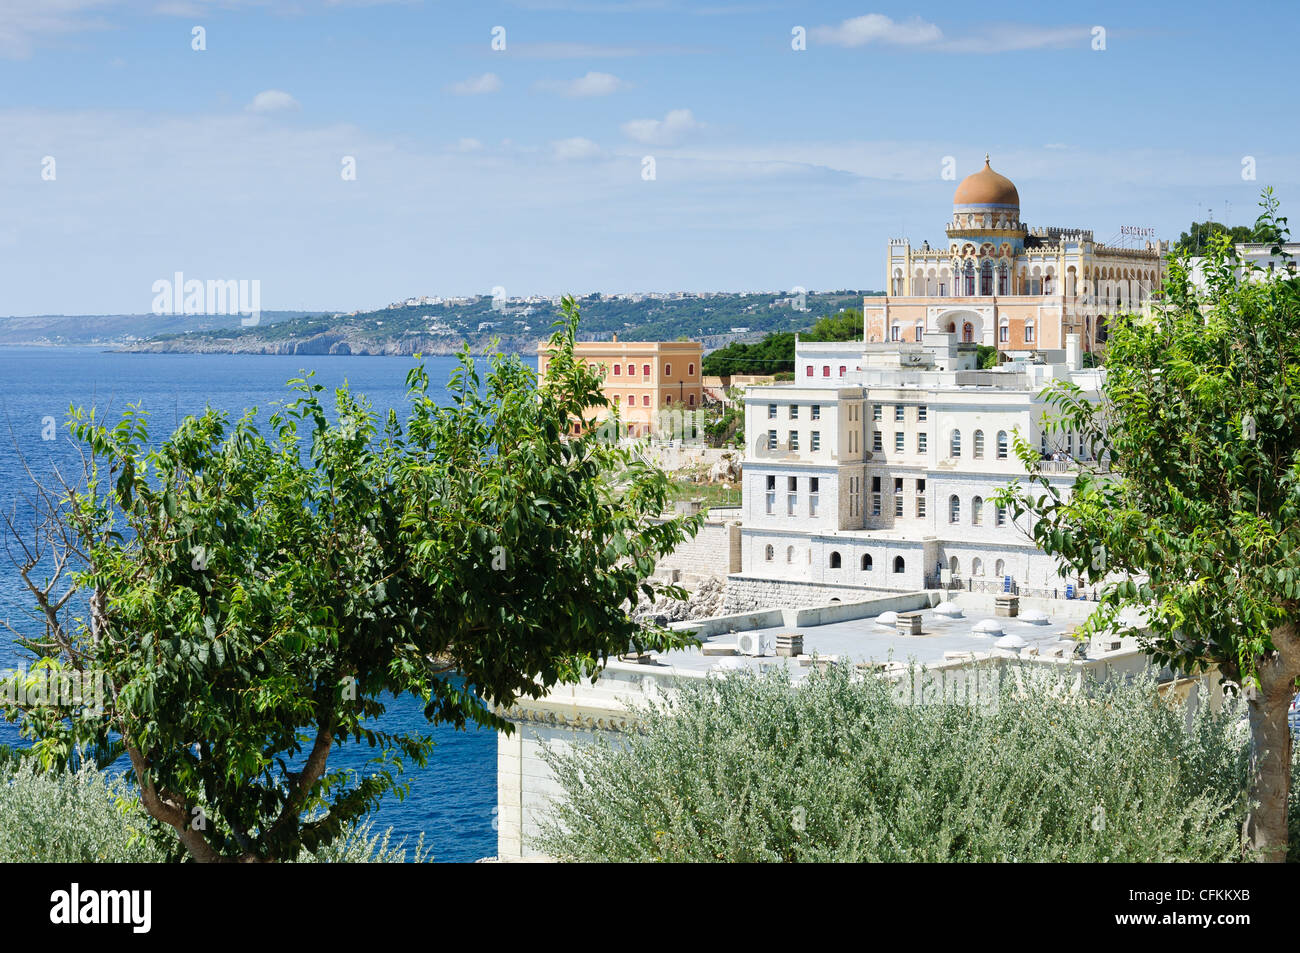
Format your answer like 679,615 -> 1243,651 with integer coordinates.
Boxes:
1244,623 -> 1299,862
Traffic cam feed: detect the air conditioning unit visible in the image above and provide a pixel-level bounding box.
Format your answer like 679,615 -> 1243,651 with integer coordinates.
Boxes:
736,632 -> 770,657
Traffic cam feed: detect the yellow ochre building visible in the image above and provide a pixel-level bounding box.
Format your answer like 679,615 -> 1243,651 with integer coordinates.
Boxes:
537,335 -> 703,438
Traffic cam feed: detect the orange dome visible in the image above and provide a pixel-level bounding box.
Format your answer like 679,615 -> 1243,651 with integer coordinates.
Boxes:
953,156 -> 1019,207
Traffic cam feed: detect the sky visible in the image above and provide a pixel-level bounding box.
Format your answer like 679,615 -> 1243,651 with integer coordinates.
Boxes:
1,0 -> 1297,316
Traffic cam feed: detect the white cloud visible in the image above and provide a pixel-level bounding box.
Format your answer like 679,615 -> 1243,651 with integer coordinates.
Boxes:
811,14 -> 1088,53
453,137 -> 483,152
449,73 -> 502,95
550,137 -> 603,160
621,108 -> 703,146
535,71 -> 625,97
0,0 -> 115,59
811,14 -> 941,48
246,89 -> 300,113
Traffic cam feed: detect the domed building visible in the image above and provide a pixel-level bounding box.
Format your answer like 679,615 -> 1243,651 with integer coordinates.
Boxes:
866,156 -> 1168,357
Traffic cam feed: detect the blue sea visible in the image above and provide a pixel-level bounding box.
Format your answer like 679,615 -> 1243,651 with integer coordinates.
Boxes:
0,347 -> 498,862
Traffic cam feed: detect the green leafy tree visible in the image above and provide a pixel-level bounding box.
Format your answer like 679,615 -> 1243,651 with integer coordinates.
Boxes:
2,296 -> 700,862
997,190 -> 1300,861
1173,220 -> 1258,257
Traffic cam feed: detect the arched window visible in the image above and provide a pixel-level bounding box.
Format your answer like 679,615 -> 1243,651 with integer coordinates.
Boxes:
890,323 -> 900,341
664,363 -> 672,376
687,363 -> 695,376
971,496 -> 983,525
972,557 -> 984,577
764,545 -> 774,562
786,546 -> 794,563
973,430 -> 985,458
914,321 -> 923,342
963,261 -> 975,296
839,365 -> 847,377
999,319 -> 1009,343
950,430 -> 961,457
861,553 -> 873,571
980,261 -> 993,296
829,551 -> 842,569
994,558 -> 1006,578
949,494 -> 960,523
949,556 -> 960,576
996,431 -> 1008,459
893,555 -> 905,574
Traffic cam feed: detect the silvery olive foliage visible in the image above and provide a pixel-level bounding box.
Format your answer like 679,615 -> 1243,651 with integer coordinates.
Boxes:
0,760 -> 167,862
536,664 -> 1299,862
0,754 -> 426,862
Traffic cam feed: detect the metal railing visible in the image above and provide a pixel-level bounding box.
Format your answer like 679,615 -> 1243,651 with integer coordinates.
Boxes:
926,576 -> 1101,602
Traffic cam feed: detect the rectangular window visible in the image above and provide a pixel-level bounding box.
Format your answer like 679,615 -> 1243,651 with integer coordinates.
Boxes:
811,404 -> 821,420
766,475 -> 776,490
789,431 -> 799,451
788,477 -> 798,492
916,495 -> 926,518
918,405 -> 927,421
790,404 -> 798,419
996,505 -> 1007,527
1025,324 -> 1035,343
894,478 -> 903,493
871,493 -> 881,516
787,494 -> 796,516
613,364 -> 621,375
894,405 -> 905,422
873,404 -> 883,421
768,429 -> 777,449
872,432 -> 882,452
871,477 -> 881,492
766,492 -> 775,514
894,495 -> 904,517
917,432 -> 928,453
811,431 -> 821,451
894,432 -> 904,452
810,477 -> 819,492
768,403 -> 777,419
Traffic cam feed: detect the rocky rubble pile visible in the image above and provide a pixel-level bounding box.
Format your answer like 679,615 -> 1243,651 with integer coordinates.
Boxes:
634,576 -> 727,624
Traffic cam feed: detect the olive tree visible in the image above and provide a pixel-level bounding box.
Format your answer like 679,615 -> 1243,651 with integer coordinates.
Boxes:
1,297 -> 700,861
997,191 -> 1300,861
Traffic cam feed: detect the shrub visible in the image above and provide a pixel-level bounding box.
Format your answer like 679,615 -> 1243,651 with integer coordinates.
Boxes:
0,760 -> 168,862
535,664 -> 1289,862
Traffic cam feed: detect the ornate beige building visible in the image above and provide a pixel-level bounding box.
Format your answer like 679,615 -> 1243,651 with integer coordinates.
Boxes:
867,157 -> 1168,357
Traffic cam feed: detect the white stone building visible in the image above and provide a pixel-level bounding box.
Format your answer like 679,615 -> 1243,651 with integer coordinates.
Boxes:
736,330 -> 1099,602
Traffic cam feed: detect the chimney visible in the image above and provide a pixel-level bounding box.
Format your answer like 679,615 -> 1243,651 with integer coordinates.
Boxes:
1065,333 -> 1081,371
611,332 -> 618,343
